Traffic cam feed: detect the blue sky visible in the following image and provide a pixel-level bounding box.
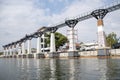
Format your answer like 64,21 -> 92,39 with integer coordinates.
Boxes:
0,0 -> 120,51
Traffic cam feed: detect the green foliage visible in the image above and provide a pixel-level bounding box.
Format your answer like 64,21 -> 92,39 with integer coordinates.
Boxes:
106,32 -> 118,47
46,32 -> 68,50
0,52 -> 3,55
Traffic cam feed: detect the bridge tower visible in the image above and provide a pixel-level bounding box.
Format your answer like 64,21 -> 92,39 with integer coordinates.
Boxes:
91,9 -> 108,48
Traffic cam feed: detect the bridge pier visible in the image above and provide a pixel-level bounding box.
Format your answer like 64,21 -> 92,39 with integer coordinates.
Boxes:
49,32 -> 58,58
12,45 -> 17,58
21,42 -> 26,58
5,49 -> 8,57
34,35 -> 45,58
50,32 -> 56,52
9,46 -> 13,58
91,9 -> 110,56
49,27 -> 59,58
5,49 -> 8,58
91,9 -> 108,48
97,19 -> 107,47
27,39 -> 34,58
3,47 -> 6,57
65,19 -> 79,57
17,44 -> 22,58
68,27 -> 76,51
37,37 -> 41,54
27,40 -> 31,54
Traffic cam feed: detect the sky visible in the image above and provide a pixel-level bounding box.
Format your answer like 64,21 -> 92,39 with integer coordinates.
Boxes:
0,0 -> 120,51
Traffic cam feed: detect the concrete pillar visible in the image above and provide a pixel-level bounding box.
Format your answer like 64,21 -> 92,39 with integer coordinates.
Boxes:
10,47 -> 12,56
37,37 -> 41,53
27,40 -> 31,54
6,47 -> 9,56
18,46 -> 22,55
97,19 -> 106,47
22,42 -> 25,54
3,48 -> 6,56
42,34 -> 45,52
91,9 -> 108,48
12,45 -> 16,55
65,19 -> 79,57
5,49 -> 7,56
50,32 -> 56,52
27,39 -> 33,58
69,27 -> 76,51
35,36 -> 45,58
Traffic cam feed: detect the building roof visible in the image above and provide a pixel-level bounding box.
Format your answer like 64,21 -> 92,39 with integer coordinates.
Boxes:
37,26 -> 47,32
81,43 -> 98,46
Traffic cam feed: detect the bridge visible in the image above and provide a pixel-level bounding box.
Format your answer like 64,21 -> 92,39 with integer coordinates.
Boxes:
2,1 -> 120,58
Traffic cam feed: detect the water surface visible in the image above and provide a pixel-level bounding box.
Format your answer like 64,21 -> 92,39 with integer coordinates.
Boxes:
0,58 -> 120,80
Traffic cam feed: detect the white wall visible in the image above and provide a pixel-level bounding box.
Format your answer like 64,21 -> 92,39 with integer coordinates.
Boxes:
109,49 -> 120,55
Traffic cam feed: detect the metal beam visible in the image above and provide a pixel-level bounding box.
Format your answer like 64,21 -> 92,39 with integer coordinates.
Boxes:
106,3 -> 120,13
50,2 -> 120,28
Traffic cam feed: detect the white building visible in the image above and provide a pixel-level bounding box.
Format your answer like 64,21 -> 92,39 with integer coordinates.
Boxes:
80,42 -> 98,51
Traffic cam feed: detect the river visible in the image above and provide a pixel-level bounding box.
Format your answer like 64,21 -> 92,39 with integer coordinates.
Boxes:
0,58 -> 120,80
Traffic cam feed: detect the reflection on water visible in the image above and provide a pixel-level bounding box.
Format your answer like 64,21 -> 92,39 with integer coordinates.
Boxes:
0,58 -> 120,80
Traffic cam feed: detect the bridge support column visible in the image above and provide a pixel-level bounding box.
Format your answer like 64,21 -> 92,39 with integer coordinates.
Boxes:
48,27 -> 59,58
50,32 -> 56,52
91,9 -> 110,56
3,46 -> 9,58
5,49 -> 8,57
12,45 -> 17,58
22,42 -> 26,58
27,40 -> 31,54
27,40 -> 33,58
97,19 -> 106,47
91,9 -> 108,48
49,32 -> 58,58
35,37 -> 44,58
3,47 -> 6,57
6,47 -> 9,58
69,27 -> 76,51
37,37 -> 41,53
18,44 -> 22,58
65,19 -> 79,57
9,46 -> 13,58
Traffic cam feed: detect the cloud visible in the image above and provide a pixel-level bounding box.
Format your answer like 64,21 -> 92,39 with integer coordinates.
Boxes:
50,0 -> 106,42
105,10 -> 120,36
0,0 -> 120,51
55,0 -> 120,42
0,0 -> 50,50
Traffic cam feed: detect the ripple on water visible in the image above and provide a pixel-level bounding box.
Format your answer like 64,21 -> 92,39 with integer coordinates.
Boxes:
0,58 -> 120,80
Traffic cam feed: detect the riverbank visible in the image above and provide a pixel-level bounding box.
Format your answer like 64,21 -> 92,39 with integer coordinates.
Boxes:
1,49 -> 120,58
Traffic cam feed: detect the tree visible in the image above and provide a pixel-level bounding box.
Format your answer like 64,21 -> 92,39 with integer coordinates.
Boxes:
0,52 -> 3,55
45,32 -> 68,50
106,32 -> 118,47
